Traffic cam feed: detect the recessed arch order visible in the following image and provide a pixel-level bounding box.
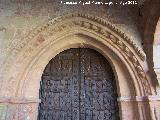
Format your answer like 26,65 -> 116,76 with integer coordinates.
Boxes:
1,13 -> 153,102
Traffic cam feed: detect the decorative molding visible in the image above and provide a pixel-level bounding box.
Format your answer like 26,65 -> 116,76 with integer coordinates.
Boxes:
25,13 -> 146,61
2,13 -> 151,96
7,13 -> 146,63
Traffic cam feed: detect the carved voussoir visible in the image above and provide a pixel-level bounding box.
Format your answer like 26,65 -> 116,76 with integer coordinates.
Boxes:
83,22 -> 91,29
110,35 -> 117,43
131,56 -> 138,63
123,46 -> 130,54
136,66 -> 143,72
117,40 -> 124,49
138,51 -> 146,61
99,29 -> 110,38
91,24 -> 100,32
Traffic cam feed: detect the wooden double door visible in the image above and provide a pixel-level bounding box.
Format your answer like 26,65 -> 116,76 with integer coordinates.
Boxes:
38,48 -> 119,120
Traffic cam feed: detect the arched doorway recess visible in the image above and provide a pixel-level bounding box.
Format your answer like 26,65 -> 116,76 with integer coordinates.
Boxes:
38,48 -> 120,120
0,13 -> 155,120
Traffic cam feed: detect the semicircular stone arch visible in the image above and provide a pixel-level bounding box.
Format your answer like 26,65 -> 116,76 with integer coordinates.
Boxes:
0,13 -> 155,120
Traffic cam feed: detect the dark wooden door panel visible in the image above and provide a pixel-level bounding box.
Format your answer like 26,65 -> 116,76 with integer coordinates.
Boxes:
38,48 -> 119,120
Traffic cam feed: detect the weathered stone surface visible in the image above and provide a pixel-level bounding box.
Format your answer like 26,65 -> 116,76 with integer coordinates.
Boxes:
0,0 -> 144,66
0,0 -> 160,120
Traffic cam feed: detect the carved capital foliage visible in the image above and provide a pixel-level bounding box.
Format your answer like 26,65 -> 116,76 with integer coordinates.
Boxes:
1,13 -> 152,96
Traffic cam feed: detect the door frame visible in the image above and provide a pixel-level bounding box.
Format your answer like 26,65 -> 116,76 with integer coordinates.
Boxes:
0,13 -> 155,120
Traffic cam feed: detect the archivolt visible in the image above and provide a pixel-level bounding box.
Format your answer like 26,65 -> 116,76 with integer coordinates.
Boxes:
1,13 -> 152,98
